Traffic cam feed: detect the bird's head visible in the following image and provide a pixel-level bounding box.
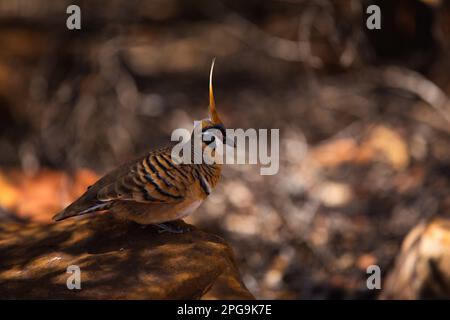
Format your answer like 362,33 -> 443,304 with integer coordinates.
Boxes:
192,59 -> 233,149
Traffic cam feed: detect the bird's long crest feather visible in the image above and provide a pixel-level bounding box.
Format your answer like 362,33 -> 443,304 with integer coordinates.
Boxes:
209,58 -> 222,124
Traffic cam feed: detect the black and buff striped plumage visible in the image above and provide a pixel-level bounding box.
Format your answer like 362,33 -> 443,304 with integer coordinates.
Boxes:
53,60 -> 227,226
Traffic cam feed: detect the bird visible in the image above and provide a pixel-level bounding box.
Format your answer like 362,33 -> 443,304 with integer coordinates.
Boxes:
52,59 -> 229,233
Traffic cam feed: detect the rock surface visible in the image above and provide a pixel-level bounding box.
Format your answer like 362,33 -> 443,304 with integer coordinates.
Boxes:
381,218 -> 450,299
0,214 -> 254,299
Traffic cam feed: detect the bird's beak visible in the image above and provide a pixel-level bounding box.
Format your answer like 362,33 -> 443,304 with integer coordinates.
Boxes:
209,58 -> 222,125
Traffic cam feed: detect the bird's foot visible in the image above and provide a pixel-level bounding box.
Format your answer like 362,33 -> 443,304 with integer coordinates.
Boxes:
156,222 -> 190,234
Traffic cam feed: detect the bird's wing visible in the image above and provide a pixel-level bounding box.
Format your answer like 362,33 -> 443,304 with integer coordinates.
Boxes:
97,149 -> 192,204
52,148 -> 192,221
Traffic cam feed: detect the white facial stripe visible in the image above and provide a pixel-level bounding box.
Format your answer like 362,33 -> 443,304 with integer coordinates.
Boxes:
202,130 -> 222,141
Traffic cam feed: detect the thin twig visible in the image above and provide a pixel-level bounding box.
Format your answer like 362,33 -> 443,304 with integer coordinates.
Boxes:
379,66 -> 450,126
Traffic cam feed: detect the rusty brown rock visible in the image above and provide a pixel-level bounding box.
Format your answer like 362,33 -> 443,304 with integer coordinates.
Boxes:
0,214 -> 254,299
381,218 -> 450,299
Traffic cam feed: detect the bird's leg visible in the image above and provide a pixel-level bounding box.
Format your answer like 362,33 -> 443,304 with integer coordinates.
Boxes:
156,222 -> 191,234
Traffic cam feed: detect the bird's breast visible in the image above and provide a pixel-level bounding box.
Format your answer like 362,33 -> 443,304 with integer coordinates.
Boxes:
175,200 -> 203,220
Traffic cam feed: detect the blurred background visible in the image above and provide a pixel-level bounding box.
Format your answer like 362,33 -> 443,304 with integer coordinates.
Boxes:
1,0 -> 450,299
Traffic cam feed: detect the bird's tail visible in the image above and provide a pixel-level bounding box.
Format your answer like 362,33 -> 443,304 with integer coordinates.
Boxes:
52,202 -> 111,221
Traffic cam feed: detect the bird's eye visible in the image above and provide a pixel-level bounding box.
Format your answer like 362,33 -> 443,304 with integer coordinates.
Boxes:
202,128 -> 223,146
202,130 -> 215,144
